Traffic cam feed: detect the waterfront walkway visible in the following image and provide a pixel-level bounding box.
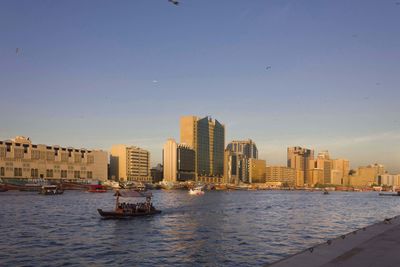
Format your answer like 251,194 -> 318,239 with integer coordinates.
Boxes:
269,215 -> 400,267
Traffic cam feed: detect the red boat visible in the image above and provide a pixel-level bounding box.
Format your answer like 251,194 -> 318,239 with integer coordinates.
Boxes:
88,185 -> 107,193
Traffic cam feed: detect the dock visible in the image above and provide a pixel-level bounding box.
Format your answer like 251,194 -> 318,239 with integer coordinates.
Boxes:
268,215 -> 400,267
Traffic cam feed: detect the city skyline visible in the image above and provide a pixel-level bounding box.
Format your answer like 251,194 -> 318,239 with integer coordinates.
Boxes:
1,1 -> 399,172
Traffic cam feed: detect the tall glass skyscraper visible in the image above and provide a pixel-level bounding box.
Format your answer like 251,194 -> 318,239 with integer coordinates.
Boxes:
180,116 -> 225,181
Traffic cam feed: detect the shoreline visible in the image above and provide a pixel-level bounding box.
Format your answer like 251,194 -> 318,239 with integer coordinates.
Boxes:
267,215 -> 400,267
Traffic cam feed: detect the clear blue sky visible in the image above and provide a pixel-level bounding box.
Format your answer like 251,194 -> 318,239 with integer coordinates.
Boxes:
1,0 -> 399,172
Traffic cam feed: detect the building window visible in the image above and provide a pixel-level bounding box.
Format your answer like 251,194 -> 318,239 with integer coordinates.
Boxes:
31,169 -> 38,178
61,170 -> 67,178
46,169 -> 53,178
74,171 -> 80,179
14,168 -> 22,177
87,171 -> 92,179
0,167 -> 4,176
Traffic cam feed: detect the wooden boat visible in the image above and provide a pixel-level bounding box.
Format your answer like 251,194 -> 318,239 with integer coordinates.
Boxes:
97,209 -> 161,219
0,185 -> 8,192
39,185 -> 64,195
98,189 -> 161,219
20,184 -> 42,192
88,184 -> 107,193
379,192 -> 400,197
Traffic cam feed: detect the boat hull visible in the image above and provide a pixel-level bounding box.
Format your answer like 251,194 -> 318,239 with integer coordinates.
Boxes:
88,190 -> 107,193
379,193 -> 400,196
97,209 -> 161,219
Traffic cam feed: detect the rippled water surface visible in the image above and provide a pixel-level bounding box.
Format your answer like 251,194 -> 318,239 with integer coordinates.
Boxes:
1,190 -> 400,266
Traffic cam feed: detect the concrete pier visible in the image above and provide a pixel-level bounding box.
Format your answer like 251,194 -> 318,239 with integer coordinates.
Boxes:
269,215 -> 400,267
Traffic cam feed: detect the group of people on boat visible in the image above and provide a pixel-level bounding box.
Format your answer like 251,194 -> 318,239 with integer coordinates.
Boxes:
117,197 -> 155,214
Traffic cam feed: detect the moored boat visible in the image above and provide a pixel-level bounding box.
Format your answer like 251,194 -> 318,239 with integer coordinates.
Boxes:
88,184 -> 107,193
379,192 -> 400,197
0,185 -> 8,192
189,187 -> 204,195
39,185 -> 64,195
98,189 -> 161,219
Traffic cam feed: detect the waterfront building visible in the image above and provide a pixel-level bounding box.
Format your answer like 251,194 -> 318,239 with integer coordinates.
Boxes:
110,145 -> 151,182
308,168 -> 324,185
150,164 -> 163,183
331,169 -> 343,185
163,139 -> 195,182
223,150 -> 248,184
378,174 -> 400,187
349,163 -> 386,187
266,166 -> 296,186
180,116 -> 225,183
287,146 -> 314,185
0,136 -> 108,181
248,159 -> 266,183
309,151 -> 333,184
332,158 -> 350,185
226,140 -> 258,159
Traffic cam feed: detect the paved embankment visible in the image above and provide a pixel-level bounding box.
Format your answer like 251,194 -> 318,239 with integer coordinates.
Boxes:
268,215 -> 400,267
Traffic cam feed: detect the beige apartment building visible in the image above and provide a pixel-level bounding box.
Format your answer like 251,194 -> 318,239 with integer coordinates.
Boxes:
287,146 -> 314,186
162,138 -> 196,182
307,168 -> 324,185
110,145 -> 151,182
248,159 -> 266,183
266,166 -> 297,186
0,136 -> 108,181
332,158 -> 350,185
350,164 -> 385,187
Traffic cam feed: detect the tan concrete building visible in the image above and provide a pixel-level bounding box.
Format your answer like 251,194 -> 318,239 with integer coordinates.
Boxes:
163,139 -> 177,182
309,151 -> 333,184
332,158 -> 350,185
180,116 -> 225,182
249,159 -> 266,183
110,145 -> 151,182
307,168 -> 324,185
287,146 -> 314,186
350,164 -> 386,187
266,166 -> 296,186
162,139 -> 195,182
0,136 -> 108,182
379,174 -> 400,187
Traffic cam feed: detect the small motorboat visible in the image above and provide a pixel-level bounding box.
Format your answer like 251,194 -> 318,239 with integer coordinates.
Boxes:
39,185 -> 64,195
323,190 -> 329,195
98,189 -> 161,219
189,187 -> 204,195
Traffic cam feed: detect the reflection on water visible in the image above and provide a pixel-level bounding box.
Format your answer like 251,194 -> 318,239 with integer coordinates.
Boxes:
0,190 -> 399,266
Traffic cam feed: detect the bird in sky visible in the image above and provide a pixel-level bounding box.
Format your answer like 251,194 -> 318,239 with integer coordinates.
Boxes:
266,66 -> 272,70
16,48 -> 20,54
168,0 -> 179,6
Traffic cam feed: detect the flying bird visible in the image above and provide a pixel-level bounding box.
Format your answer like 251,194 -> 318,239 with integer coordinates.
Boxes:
266,66 -> 272,70
169,0 -> 179,6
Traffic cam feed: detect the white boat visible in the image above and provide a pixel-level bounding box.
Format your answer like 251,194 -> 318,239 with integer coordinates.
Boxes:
189,187 -> 204,195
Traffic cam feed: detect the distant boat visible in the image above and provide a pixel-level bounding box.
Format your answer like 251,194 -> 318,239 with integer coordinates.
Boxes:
379,192 -> 400,197
87,184 -> 107,193
39,185 -> 64,195
189,187 -> 204,195
323,190 -> 329,195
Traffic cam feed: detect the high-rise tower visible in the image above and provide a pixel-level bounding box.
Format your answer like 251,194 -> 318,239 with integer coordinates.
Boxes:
180,116 -> 225,181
